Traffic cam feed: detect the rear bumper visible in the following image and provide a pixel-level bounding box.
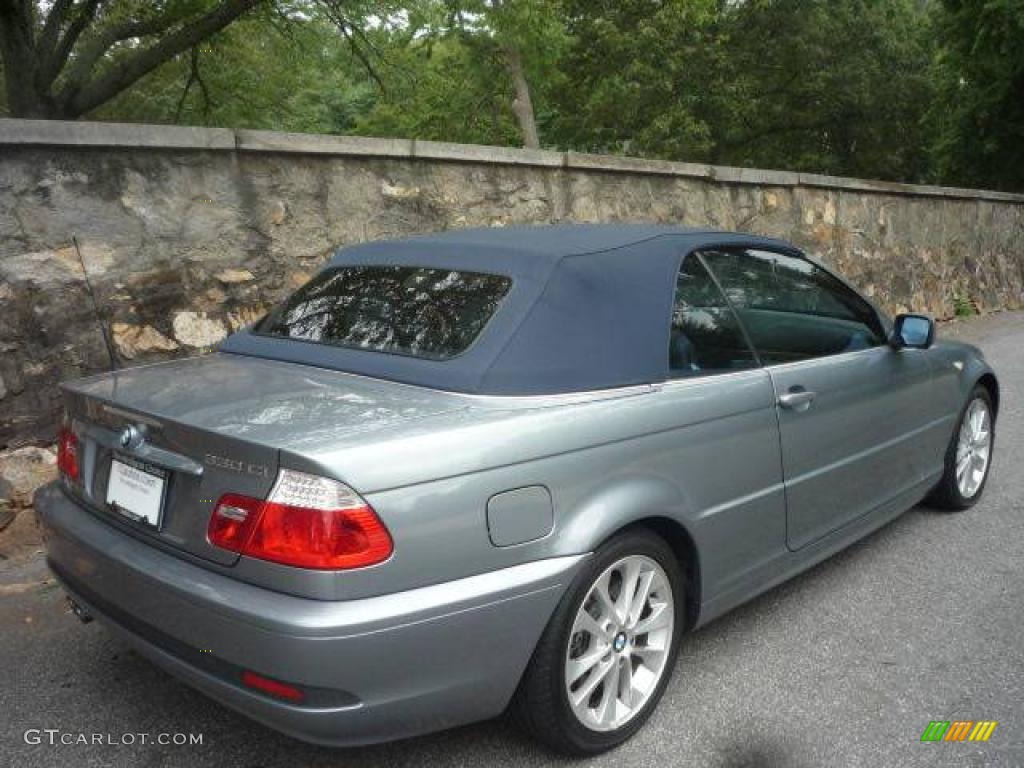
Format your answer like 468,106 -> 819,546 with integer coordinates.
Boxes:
36,482 -> 583,746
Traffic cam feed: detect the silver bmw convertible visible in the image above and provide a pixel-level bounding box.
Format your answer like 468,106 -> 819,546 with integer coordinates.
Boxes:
37,225 -> 998,754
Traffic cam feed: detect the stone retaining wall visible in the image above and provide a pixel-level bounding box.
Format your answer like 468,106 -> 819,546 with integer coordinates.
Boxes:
1,118 -> 1023,446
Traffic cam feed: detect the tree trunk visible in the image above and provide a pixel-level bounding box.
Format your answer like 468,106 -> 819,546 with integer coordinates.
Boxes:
503,43 -> 540,149
0,0 -> 49,117
0,0 -> 259,120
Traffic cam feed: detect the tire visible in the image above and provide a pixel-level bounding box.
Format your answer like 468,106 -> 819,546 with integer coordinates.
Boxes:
512,528 -> 685,755
928,384 -> 995,511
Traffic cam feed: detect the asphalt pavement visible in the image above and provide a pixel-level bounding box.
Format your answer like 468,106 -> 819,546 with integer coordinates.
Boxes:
1,311 -> 1022,768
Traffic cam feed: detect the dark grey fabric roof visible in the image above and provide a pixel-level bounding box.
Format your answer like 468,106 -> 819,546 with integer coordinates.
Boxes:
220,225 -> 795,394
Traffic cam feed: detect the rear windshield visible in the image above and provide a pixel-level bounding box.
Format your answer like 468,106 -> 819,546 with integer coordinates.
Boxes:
254,265 -> 512,360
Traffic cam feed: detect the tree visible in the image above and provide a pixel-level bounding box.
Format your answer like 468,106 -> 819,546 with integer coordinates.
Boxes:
442,0 -> 567,148
90,9 -> 378,133
552,0 -> 935,182
553,0 -> 721,159
0,0 -> 264,119
352,33 -> 528,146
6,0 -> 1016,193
709,0 -> 935,181
340,0 -> 566,149
929,0 -> 1024,191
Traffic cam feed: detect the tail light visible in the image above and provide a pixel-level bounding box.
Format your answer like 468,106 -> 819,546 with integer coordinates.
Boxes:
241,670 -> 304,703
57,426 -> 79,482
208,469 -> 392,570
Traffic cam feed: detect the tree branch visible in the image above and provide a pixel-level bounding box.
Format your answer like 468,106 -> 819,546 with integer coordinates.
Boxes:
320,4 -> 387,92
59,0 -> 261,118
59,7 -> 199,98
338,22 -> 386,92
37,0 -> 76,59
38,0 -> 103,89
174,46 -> 212,122
0,0 -> 45,115
174,46 -> 197,122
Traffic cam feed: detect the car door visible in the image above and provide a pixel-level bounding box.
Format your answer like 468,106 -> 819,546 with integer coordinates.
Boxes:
665,251 -> 788,596
699,247 -> 935,551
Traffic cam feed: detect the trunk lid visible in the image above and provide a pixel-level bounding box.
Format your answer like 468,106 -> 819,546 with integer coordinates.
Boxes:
61,353 -> 467,565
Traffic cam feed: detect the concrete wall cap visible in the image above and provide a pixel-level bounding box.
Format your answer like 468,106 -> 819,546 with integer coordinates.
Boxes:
1,118 -> 1022,204
0,118 -> 234,150
236,129 -> 412,157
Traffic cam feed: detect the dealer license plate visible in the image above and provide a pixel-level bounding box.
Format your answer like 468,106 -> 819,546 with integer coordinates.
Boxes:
106,457 -> 167,528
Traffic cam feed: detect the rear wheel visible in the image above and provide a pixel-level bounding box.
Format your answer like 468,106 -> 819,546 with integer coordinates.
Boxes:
928,385 -> 995,510
513,529 -> 684,755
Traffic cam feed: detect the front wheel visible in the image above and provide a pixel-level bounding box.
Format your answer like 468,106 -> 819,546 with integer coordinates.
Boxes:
512,529 -> 684,755
928,385 -> 995,510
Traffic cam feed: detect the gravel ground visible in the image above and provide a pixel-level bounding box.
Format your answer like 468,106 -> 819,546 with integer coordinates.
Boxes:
1,311 -> 1021,768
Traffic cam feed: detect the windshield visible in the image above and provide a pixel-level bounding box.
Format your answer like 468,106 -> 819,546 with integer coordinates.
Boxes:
254,265 -> 512,360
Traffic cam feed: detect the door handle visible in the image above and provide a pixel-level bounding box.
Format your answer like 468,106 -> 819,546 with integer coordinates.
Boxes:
778,389 -> 816,411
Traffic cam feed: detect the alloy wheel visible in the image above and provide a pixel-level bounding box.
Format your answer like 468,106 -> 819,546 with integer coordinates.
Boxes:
564,554 -> 675,732
956,397 -> 992,499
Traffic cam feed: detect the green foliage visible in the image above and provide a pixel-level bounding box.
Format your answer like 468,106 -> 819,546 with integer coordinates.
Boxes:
551,0 -> 936,181
928,0 -> 1024,191
353,0 -> 569,146
553,0 -> 720,158
954,295 -> 976,317
0,0 -> 269,119
6,0 -> 1023,191
351,36 -> 525,145
91,14 -> 363,132
0,57 -> 7,117
717,0 -> 935,181
89,1 -> 567,145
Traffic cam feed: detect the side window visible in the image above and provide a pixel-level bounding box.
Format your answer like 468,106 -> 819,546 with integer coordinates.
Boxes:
670,254 -> 758,377
700,248 -> 885,364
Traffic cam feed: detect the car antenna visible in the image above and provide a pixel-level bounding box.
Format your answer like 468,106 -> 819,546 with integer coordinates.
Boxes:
72,234 -> 119,372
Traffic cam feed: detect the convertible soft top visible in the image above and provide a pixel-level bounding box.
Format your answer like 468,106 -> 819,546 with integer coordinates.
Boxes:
220,224 -> 794,395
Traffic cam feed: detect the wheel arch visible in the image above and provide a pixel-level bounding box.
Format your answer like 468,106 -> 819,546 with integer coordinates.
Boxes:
556,476 -> 704,631
621,517 -> 702,632
976,372 -> 999,420
577,516 -> 703,633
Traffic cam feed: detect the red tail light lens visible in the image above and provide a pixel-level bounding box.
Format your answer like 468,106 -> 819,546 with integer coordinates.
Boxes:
208,470 -> 392,570
57,426 -> 79,482
245,499 -> 392,570
207,494 -> 261,552
241,670 -> 304,703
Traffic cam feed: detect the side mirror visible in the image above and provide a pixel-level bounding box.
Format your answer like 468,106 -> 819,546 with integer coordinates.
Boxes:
891,313 -> 935,350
